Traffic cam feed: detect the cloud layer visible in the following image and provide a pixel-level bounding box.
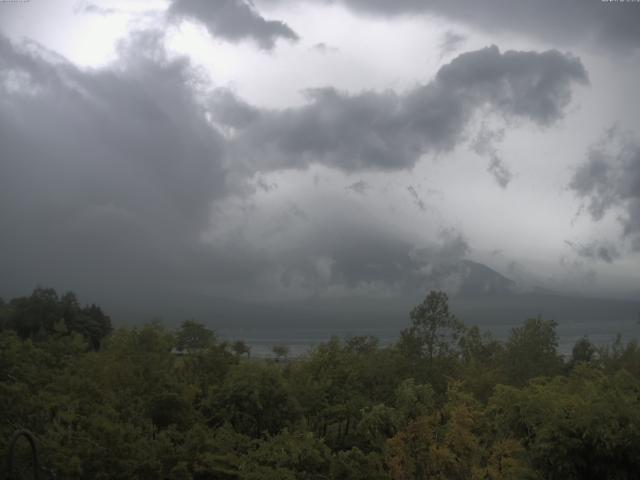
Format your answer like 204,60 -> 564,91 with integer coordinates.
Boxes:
0,29 -> 591,307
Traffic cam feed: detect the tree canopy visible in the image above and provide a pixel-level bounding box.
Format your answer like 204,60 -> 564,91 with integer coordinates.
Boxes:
2,287 -> 640,479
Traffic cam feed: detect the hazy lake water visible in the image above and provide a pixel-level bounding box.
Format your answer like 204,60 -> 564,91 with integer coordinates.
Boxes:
220,318 -> 640,359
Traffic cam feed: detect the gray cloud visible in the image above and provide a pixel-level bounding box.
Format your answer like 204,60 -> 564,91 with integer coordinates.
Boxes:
409,230 -> 470,273
345,180 -> 370,195
0,31 -> 228,300
471,126 -> 512,188
558,255 -> 598,287
265,0 -> 640,53
312,42 -> 339,54
208,89 -> 261,128
0,29 -> 480,309
439,31 -> 466,59
407,185 -> 426,211
220,45 -> 587,174
168,0 -> 298,50
0,24 -> 603,315
565,240 -> 621,263
486,158 -> 512,189
268,220 -> 472,297
570,131 -> 640,251
255,176 -> 278,192
185,195 -> 475,301
75,3 -> 118,16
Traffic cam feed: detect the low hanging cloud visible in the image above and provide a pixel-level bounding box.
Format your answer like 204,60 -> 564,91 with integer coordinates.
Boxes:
570,130 -> 640,251
267,220 -> 473,298
195,193 -> 474,300
168,0 -> 299,50
217,45 -> 587,174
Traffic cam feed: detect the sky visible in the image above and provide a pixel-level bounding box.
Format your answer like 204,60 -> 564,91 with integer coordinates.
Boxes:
1,0 -> 640,314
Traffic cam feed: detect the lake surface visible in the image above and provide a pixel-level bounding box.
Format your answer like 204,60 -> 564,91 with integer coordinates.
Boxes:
219,317 -> 640,359
209,292 -> 640,358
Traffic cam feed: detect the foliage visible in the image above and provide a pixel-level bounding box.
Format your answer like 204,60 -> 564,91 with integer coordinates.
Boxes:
489,366 -> 640,479
503,316 -> 563,385
271,345 -> 290,361
2,287 -> 640,479
231,340 -> 251,359
398,291 -> 466,392
175,319 -> 216,352
0,287 -> 111,349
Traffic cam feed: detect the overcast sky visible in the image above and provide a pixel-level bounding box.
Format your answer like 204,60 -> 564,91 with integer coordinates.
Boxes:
1,0 -> 639,309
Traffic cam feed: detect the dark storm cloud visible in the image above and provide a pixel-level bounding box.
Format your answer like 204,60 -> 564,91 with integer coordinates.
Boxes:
0,31 -> 228,298
264,0 -> 640,53
220,45 -> 587,173
168,0 -> 298,50
570,131 -> 640,251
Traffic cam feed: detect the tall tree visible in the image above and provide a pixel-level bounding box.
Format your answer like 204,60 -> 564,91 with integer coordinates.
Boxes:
175,319 -> 215,352
272,345 -> 289,362
400,291 -> 465,362
232,339 -> 251,358
503,316 -> 563,385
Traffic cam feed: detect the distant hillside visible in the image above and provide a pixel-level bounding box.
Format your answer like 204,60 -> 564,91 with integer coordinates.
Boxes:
455,260 -> 518,296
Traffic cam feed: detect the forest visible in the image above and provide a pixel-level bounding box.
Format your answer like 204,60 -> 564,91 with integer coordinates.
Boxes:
2,288 -> 640,479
